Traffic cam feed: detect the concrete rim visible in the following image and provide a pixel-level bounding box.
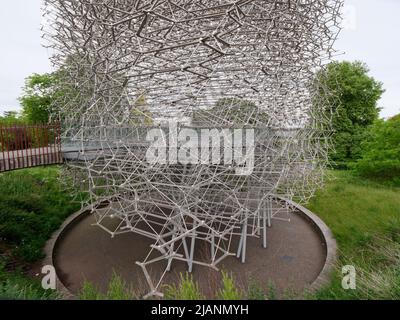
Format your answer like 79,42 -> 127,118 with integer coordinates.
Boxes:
43,198 -> 337,299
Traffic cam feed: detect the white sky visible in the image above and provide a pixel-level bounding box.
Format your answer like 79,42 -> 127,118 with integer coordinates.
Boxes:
0,0 -> 399,118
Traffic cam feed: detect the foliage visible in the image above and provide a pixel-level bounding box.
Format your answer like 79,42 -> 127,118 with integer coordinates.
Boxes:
164,273 -> 205,300
19,73 -> 58,124
106,272 -> 136,300
19,68 -> 154,125
1,165 -> 399,301
352,238 -> 400,300
79,281 -> 104,300
307,170 -> 400,299
312,236 -> 400,300
247,279 -> 266,300
0,263 -> 57,300
130,95 -> 154,126
390,114 -> 400,122
317,61 -> 384,166
0,167 -> 80,262
79,272 -> 136,300
266,281 -> 277,300
0,111 -> 26,125
245,279 -> 277,300
192,98 -> 269,126
216,271 -> 243,300
81,271 -> 248,300
353,116 -> 400,184
19,55 -> 97,124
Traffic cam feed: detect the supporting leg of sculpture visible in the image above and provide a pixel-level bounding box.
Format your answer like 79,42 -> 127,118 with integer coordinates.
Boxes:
268,198 -> 272,228
166,225 -> 177,272
211,233 -> 215,263
188,219 -> 197,273
241,218 -> 248,263
237,215 -> 248,263
263,200 -> 268,249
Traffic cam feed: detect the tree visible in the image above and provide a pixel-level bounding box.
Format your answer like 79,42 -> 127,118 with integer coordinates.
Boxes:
19,68 -> 154,126
191,98 -> 269,126
19,73 -> 57,124
390,113 -> 400,122
130,95 -> 154,126
318,61 -> 384,167
0,111 -> 23,125
353,115 -> 400,183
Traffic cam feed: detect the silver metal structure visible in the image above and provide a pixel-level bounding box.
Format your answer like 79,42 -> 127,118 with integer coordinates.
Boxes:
43,0 -> 343,298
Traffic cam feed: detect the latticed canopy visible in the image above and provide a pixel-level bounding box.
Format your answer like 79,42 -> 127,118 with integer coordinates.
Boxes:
44,0 -> 343,297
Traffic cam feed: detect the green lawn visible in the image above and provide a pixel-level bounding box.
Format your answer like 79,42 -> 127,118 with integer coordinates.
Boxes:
0,167 -> 80,262
307,171 -> 400,299
0,167 -> 80,299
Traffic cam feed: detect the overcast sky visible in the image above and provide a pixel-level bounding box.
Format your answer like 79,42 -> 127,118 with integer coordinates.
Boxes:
0,0 -> 399,118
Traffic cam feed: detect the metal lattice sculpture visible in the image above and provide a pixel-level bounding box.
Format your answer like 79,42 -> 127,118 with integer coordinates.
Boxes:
43,0 -> 343,297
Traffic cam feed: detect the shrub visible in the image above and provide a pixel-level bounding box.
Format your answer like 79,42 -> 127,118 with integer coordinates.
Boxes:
353,117 -> 400,184
164,273 -> 204,300
106,272 -> 135,300
79,272 -> 136,300
266,281 -> 277,300
79,281 -> 104,300
247,279 -> 265,300
216,271 -> 242,300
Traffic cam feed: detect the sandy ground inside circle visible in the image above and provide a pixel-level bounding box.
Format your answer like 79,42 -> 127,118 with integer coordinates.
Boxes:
53,209 -> 326,298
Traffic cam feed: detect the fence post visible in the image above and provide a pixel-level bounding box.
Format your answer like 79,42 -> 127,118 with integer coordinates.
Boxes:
0,123 -> 63,173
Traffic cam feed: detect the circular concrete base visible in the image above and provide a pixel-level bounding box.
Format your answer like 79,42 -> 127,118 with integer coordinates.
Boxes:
47,200 -> 336,299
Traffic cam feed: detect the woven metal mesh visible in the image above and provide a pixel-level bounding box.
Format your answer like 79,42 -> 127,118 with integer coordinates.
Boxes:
44,0 -> 343,297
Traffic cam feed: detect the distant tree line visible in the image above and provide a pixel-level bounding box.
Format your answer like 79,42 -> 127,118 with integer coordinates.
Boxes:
319,60 -> 398,184
0,73 -> 57,125
353,115 -> 399,184
318,61 -> 384,166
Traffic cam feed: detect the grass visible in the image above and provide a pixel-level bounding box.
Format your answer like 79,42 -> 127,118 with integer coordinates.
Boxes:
79,272 -> 136,300
307,170 -> 400,299
0,262 -> 59,300
247,279 -> 266,300
1,167 -> 399,300
164,273 -> 205,300
0,166 -> 81,262
0,166 -> 80,299
216,271 -> 243,300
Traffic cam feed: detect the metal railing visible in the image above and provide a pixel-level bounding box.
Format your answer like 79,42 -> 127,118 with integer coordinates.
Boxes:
0,123 -> 62,172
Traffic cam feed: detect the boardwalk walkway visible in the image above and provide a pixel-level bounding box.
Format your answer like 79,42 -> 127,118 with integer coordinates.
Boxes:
0,146 -> 62,172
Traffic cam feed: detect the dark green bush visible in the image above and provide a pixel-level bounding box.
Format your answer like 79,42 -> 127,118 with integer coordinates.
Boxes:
247,279 -> 266,300
353,117 -> 400,184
